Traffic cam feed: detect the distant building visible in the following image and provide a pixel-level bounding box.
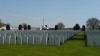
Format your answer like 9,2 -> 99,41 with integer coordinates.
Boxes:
0,26 -> 6,30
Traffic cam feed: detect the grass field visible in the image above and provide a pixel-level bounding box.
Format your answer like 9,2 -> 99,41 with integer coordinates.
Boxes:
0,31 -> 100,56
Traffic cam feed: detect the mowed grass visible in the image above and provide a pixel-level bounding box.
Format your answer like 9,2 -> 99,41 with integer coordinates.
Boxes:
0,31 -> 100,56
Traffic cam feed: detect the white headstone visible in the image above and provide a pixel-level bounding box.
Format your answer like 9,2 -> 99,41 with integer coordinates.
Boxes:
4,34 -> 11,44
0,35 -> 4,44
41,34 -> 48,45
28,35 -> 34,45
54,36 -> 60,46
21,34 -> 28,45
48,35 -> 54,46
10,34 -> 16,45
16,35 -> 22,45
35,35 -> 42,45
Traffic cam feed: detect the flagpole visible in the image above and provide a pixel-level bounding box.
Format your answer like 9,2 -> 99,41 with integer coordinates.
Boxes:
43,18 -> 44,28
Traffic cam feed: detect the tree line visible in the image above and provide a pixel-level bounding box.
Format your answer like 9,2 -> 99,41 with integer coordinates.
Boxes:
55,17 -> 100,31
0,17 -> 100,30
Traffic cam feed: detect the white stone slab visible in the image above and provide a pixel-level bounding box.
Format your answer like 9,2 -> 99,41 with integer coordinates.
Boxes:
87,33 -> 94,46
35,35 -> 41,45
94,33 -> 100,46
10,34 -> 16,45
4,34 -> 11,44
0,35 -> 4,44
21,34 -> 28,45
48,35 -> 54,46
28,35 -> 34,45
41,34 -> 48,45
16,35 -> 22,45
60,36 -> 64,45
54,36 -> 60,46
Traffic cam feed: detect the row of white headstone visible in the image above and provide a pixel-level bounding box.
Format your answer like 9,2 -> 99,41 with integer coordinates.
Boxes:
0,30 -> 79,46
85,30 -> 100,46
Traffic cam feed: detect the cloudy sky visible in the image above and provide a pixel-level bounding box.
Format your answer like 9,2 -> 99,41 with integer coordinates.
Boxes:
0,0 -> 100,28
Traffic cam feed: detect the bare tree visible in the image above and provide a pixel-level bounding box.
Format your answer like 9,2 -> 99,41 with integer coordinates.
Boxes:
21,23 -> 27,27
57,22 -> 65,30
86,18 -> 100,30
21,23 -> 28,30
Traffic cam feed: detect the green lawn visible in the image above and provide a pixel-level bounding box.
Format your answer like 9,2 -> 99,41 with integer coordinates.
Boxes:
0,31 -> 100,56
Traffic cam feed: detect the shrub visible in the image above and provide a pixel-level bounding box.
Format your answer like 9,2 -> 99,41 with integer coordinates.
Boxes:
82,25 -> 86,31
18,24 -> 22,30
73,24 -> 80,30
28,25 -> 31,30
55,25 -> 58,30
6,24 -> 10,30
24,24 -> 27,30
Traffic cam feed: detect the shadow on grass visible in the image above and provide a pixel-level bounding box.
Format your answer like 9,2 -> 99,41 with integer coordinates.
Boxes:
70,31 -> 85,40
71,37 -> 84,40
70,35 -> 85,41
